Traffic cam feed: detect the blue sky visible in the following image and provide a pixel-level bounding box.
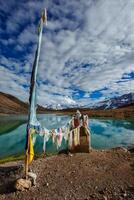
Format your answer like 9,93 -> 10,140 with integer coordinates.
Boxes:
0,0 -> 134,108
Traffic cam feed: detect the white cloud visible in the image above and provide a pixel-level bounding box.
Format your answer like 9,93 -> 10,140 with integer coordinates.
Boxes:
17,24 -> 37,45
0,66 -> 29,102
0,0 -> 134,107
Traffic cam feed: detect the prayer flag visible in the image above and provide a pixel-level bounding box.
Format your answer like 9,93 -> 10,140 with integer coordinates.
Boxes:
28,133 -> 34,164
26,129 -> 34,164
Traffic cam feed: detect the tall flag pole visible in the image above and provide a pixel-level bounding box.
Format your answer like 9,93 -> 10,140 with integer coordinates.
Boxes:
25,9 -> 47,178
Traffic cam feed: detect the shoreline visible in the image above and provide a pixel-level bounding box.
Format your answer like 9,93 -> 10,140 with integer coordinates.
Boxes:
0,112 -> 134,120
0,146 -> 133,165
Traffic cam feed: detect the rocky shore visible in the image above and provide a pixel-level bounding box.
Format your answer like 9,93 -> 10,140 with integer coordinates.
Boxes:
0,148 -> 134,200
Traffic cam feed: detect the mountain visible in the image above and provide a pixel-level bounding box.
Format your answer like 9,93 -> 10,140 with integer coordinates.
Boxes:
45,93 -> 134,110
0,92 -> 45,115
0,91 -> 134,119
95,93 -> 134,110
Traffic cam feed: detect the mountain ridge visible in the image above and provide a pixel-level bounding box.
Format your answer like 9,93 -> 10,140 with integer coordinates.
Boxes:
94,93 -> 134,109
0,91 -> 133,119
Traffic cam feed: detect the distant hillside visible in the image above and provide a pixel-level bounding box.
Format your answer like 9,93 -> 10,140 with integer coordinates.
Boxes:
0,92 -> 45,115
0,92 -> 134,119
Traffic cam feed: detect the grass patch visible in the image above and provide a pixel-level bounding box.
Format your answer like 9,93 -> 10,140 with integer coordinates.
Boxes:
0,152 -> 58,164
0,155 -> 25,164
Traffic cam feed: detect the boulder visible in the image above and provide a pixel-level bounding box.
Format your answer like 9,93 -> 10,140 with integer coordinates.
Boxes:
15,178 -> 31,191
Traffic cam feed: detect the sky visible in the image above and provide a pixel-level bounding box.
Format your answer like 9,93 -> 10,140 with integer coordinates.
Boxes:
0,0 -> 134,108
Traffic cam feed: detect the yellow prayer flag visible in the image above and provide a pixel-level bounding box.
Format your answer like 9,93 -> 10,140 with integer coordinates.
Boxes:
26,129 -> 34,164
28,133 -> 34,164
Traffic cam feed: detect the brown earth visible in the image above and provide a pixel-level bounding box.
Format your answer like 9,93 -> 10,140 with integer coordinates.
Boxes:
0,92 -> 45,115
0,148 -> 134,200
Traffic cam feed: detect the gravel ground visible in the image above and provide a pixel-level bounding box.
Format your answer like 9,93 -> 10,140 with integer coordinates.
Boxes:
0,148 -> 134,200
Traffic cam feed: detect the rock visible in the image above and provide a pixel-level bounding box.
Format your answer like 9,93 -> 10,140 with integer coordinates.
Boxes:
128,147 -> 134,153
15,178 -> 32,191
46,182 -> 49,186
103,195 -> 108,200
123,191 -> 127,197
113,147 -> 127,152
98,190 -> 105,194
68,152 -> 73,157
123,193 -> 127,197
27,171 -> 37,186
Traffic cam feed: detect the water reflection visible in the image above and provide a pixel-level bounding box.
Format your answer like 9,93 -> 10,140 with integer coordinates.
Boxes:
0,115 -> 27,135
38,114 -> 71,130
90,119 -> 134,149
0,115 -> 134,159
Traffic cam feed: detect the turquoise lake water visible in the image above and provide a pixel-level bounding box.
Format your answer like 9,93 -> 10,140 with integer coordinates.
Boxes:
0,114 -> 134,159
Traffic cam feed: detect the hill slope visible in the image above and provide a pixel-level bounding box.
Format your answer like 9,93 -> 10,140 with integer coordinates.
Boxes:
0,92 -> 45,115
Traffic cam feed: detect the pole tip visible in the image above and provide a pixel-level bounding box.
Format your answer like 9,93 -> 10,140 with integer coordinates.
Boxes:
42,8 -> 47,25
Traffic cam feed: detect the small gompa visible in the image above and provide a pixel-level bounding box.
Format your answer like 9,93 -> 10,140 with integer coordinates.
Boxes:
69,110 -> 91,153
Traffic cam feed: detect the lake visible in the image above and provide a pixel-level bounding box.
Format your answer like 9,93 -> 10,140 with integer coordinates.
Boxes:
0,114 -> 134,159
